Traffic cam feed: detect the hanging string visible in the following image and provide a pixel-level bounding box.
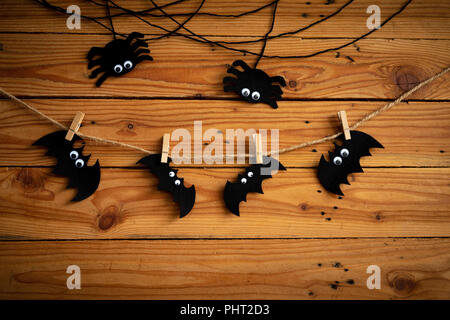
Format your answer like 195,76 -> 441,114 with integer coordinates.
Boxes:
267,66 -> 450,157
254,0 -> 278,69
105,0 -> 116,39
2,66 -> 448,160
88,0 -> 350,45
146,0 -> 206,42
33,0 -> 411,59
89,0 -> 276,19
87,0 -> 187,19
84,0 -> 347,48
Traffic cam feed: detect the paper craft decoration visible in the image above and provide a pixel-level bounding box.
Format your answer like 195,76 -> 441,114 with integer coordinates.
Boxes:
224,156 -> 286,216
33,130 -> 101,201
137,154 -> 196,218
223,60 -> 286,109
87,32 -> 153,87
317,130 -> 383,195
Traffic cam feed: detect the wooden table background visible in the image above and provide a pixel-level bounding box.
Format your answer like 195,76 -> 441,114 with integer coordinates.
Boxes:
0,0 -> 449,299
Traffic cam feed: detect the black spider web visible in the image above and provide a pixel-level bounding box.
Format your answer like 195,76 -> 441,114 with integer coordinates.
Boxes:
33,0 -> 412,62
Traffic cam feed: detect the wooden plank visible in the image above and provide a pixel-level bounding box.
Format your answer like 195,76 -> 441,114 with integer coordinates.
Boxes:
0,0 -> 449,39
0,238 -> 449,299
1,99 -> 448,167
0,167 -> 448,239
0,34 -> 449,99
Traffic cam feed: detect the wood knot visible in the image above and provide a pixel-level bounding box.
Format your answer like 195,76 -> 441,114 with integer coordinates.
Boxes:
14,168 -> 46,192
299,203 -> 309,211
98,205 -> 120,230
288,80 -> 297,88
387,271 -> 416,296
374,211 -> 384,221
394,68 -> 420,91
117,121 -> 137,137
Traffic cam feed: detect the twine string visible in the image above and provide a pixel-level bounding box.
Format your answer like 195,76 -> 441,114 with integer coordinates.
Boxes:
1,66 -> 448,160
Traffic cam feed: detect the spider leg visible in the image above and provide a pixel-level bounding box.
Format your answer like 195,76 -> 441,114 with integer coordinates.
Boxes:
270,76 -> 286,86
232,59 -> 251,71
95,72 -> 110,87
89,67 -> 103,79
88,58 -> 103,70
130,40 -> 149,52
126,32 -> 145,44
271,85 -> 284,96
87,47 -> 103,60
135,55 -> 154,63
135,49 -> 150,56
227,66 -> 242,77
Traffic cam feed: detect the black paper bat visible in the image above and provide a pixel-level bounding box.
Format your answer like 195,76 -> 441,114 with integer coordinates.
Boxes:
137,154 -> 196,218
33,130 -> 101,201
317,130 -> 383,195
224,156 -> 286,216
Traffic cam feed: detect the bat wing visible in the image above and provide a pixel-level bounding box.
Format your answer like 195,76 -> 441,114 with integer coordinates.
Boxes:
318,155 -> 349,196
33,130 -> 82,158
343,130 -> 384,159
33,130 -> 100,202
176,185 -> 196,218
69,160 -> 101,201
224,156 -> 286,216
137,154 -> 196,218
318,131 -> 383,195
224,181 -> 248,216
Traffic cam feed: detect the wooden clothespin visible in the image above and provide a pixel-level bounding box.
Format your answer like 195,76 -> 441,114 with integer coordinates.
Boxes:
337,110 -> 351,140
161,133 -> 170,163
65,111 -> 85,141
252,133 -> 263,164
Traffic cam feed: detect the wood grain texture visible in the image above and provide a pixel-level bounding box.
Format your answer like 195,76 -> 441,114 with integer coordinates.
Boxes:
0,33 -> 449,98
0,239 -> 449,299
0,0 -> 449,39
0,0 -> 449,300
1,99 -> 448,167
0,167 -> 449,239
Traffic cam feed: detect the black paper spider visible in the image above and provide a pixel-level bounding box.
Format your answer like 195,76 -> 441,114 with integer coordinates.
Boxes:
87,32 -> 153,87
223,60 -> 286,109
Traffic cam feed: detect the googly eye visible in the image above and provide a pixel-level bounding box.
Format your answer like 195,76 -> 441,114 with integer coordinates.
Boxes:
241,88 -> 250,97
123,60 -> 133,69
333,156 -> 343,166
340,148 -> 350,158
174,179 -> 181,186
251,91 -> 261,101
114,64 -> 123,73
169,171 -> 175,178
69,150 -> 79,160
247,171 -> 253,178
241,177 -> 247,184
75,159 -> 85,168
